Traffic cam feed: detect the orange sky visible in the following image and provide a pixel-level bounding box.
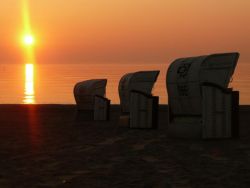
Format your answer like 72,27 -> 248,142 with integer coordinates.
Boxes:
1,0 -> 250,63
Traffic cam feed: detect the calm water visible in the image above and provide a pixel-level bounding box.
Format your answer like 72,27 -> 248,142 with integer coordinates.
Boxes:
0,63 -> 249,104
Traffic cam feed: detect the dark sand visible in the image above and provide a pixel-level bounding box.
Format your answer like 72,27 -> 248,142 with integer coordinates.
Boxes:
0,104 -> 250,188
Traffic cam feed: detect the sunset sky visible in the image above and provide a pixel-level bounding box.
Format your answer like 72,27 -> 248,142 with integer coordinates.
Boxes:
1,0 -> 250,63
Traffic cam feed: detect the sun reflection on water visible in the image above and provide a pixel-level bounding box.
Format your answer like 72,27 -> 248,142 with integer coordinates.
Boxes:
24,63 -> 35,104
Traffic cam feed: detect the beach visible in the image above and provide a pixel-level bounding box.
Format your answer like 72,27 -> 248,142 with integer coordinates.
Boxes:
0,104 -> 250,187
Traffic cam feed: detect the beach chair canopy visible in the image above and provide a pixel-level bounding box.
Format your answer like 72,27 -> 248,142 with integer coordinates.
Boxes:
166,52 -> 239,115
74,79 -> 107,110
119,70 -> 160,113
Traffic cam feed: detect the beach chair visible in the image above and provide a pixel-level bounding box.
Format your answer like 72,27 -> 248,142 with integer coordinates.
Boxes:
74,79 -> 109,120
166,52 -> 240,139
118,70 -> 159,126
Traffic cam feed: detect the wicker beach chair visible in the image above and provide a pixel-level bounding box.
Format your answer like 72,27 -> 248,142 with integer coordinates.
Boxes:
166,52 -> 240,138
118,70 -> 160,126
74,79 -> 110,120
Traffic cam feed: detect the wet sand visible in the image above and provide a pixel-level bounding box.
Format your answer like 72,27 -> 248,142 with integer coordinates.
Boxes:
0,104 -> 250,188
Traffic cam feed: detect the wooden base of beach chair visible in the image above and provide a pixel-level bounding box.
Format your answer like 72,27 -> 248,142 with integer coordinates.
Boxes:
119,114 -> 130,127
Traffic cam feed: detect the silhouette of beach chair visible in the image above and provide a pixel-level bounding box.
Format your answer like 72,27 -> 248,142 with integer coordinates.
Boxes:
166,52 -> 240,138
118,71 -> 160,127
74,79 -> 110,120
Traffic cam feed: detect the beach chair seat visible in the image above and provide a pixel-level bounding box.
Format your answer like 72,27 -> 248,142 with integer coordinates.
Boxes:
129,90 -> 158,129
94,95 -> 110,121
202,84 -> 239,138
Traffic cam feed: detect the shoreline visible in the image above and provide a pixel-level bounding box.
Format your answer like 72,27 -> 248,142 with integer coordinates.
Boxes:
0,103 -> 249,108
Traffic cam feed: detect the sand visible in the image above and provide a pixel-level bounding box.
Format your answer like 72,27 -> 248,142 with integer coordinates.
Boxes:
0,104 -> 250,188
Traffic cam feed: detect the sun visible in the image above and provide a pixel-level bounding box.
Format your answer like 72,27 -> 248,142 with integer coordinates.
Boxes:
23,34 -> 35,46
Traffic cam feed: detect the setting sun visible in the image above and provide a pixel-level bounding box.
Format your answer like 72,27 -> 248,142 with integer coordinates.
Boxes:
23,34 -> 34,46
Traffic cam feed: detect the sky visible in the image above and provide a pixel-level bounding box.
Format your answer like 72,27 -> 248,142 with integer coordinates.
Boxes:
0,0 -> 250,63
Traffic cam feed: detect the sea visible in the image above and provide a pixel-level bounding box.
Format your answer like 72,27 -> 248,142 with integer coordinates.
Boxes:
0,62 -> 249,104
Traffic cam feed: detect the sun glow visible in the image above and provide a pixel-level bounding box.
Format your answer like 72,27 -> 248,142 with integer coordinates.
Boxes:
21,0 -> 36,104
23,34 -> 34,46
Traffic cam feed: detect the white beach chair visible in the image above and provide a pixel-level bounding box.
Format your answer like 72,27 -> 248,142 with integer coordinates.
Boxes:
118,70 -> 160,114
166,52 -> 240,138
74,79 -> 110,119
118,70 -> 159,127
